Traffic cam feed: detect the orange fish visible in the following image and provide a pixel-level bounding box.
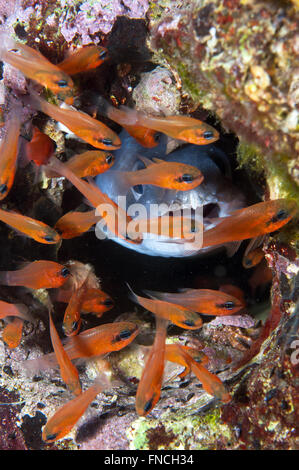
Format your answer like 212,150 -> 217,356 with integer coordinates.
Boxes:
25,127 -> 56,166
219,284 -> 246,306
54,210 -> 100,239
2,317 -> 24,349
80,288 -> 114,317
28,89 -> 121,150
62,270 -> 91,336
165,344 -> 209,379
64,150 -> 114,178
135,316 -> 168,416
127,214 -> 202,241
113,155 -> 204,192
0,300 -> 33,322
95,97 -> 159,148
24,322 -> 139,373
0,113 -> 21,200
143,288 -> 244,316
99,98 -> 219,145
0,260 -> 70,289
173,346 -> 230,402
58,45 -> 108,75
49,310 -> 82,396
128,285 -> 203,329
0,208 -> 61,244
0,37 -> 74,103
243,247 -> 265,269
201,199 -> 298,249
103,103 -> 219,145
55,286 -> 114,317
42,374 -> 112,442
48,156 -> 141,243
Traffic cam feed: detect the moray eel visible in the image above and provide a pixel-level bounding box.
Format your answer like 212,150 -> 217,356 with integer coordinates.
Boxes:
96,130 -> 246,257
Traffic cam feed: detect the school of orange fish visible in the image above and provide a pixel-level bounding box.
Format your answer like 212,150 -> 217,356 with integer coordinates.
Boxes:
0,38 -> 297,443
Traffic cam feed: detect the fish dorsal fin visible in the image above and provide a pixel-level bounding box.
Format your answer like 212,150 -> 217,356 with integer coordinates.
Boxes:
152,157 -> 165,164
136,155 -> 156,167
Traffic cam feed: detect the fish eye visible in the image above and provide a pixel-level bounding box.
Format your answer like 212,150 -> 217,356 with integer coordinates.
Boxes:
143,398 -> 153,413
43,234 -> 54,242
103,298 -> 114,306
119,329 -> 132,340
216,301 -> 235,310
105,154 -> 114,164
45,432 -> 59,442
272,209 -> 289,223
244,258 -> 252,267
60,267 -> 70,278
99,49 -> 108,59
99,138 -> 113,146
72,320 -> 80,331
179,174 -> 194,183
203,131 -> 215,140
183,319 -> 195,327
56,79 -> 68,88
0,183 -> 7,194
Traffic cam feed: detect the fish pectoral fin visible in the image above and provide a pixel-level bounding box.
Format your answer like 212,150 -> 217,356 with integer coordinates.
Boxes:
151,157 -> 164,164
136,155 -> 155,167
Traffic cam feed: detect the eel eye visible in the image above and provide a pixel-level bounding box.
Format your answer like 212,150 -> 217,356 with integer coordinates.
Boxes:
203,131 -> 215,140
56,79 -> 68,88
60,267 -> 70,278
0,183 -> 7,194
105,154 -> 113,164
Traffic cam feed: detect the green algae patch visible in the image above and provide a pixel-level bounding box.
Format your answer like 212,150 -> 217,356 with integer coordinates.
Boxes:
127,405 -> 237,450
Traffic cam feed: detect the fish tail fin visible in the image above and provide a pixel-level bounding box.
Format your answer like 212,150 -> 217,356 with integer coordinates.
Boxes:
126,283 -> 139,305
20,352 -> 57,376
96,97 -> 138,126
0,271 -> 9,285
0,33 -> 17,58
15,304 -> 35,323
108,170 -> 133,196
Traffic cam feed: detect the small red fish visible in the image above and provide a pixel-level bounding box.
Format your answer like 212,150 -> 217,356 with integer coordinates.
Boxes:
54,210 -> 100,239
165,344 -> 231,402
2,317 -> 24,349
243,247 -> 265,269
0,36 -> 74,103
28,89 -> 121,150
0,208 -> 61,244
25,127 -> 56,166
135,316 -> 168,416
165,344 -> 209,379
64,150 -> 114,178
24,322 -> 139,373
113,155 -> 204,192
55,286 -> 114,318
201,199 -> 298,248
97,98 -> 219,145
95,97 -> 159,148
62,270 -> 91,336
0,112 -> 21,200
143,288 -> 244,316
0,260 -> 70,289
129,285 -> 203,330
42,374 -> 112,442
49,310 -> 82,396
0,300 -> 33,322
58,45 -> 108,75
